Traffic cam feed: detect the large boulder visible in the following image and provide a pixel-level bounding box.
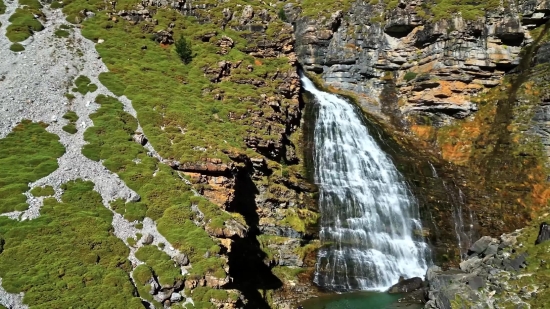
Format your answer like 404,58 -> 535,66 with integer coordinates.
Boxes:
388,276 -> 423,293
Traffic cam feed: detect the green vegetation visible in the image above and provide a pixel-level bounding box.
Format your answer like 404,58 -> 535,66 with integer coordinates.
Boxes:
414,0 -> 501,21
54,28 -> 70,38
110,198 -> 147,222
0,180 -> 143,308
50,1 -> 63,8
30,185 -> 55,197
62,123 -> 78,134
403,71 -> 418,82
81,94 -> 230,282
62,110 -> 79,134
0,0 -> 6,14
9,43 -> 25,52
72,75 -> 98,95
175,35 -> 193,64
62,4 -> 295,164
135,245 -> 182,285
64,92 -> 76,101
6,7 -> 44,42
98,72 -> 126,96
0,121 -> 65,213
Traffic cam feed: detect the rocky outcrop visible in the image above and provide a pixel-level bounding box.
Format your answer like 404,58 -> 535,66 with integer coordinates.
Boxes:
425,231 -> 533,309
291,0 -> 532,121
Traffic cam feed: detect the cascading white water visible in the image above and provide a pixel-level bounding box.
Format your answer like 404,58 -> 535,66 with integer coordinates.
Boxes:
302,75 -> 429,292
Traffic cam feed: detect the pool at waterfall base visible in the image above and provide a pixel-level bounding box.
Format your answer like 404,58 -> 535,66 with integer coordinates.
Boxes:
299,291 -> 423,309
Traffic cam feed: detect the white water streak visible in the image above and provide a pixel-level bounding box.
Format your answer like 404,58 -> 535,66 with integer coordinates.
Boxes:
303,75 -> 429,291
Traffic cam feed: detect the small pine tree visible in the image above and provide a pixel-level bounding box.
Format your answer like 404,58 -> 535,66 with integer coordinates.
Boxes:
175,36 -> 193,64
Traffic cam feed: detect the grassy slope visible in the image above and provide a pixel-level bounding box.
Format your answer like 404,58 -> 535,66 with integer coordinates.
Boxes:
0,180 -> 143,308
0,121 -> 65,213
81,94 -> 238,308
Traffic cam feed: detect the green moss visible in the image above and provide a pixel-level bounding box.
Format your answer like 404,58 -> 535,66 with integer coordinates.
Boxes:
98,72 -> 127,96
9,43 -> 25,52
73,75 -> 97,95
127,237 -> 137,247
0,180 -> 143,308
6,7 -> 44,42
64,93 -> 76,101
0,0 -> 6,14
30,185 -> 55,197
0,120 -> 65,213
50,1 -> 63,8
62,110 -> 79,122
135,245 -> 182,286
54,29 -> 70,38
62,123 -> 78,134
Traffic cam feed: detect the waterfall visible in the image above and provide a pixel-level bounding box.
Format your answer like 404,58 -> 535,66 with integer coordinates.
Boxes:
302,75 -> 429,292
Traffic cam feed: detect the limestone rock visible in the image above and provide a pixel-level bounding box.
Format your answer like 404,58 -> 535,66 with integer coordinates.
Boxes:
142,233 -> 154,245
173,253 -> 189,266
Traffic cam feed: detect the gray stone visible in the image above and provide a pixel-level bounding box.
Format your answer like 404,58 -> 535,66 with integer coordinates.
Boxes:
468,236 -> 494,256
170,292 -> 182,302
142,233 -> 154,245
173,253 -> 189,266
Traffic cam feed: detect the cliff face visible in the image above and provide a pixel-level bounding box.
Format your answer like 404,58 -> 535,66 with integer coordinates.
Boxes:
288,0 -> 550,266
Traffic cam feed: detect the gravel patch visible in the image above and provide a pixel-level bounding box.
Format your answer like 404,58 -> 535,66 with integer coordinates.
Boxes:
0,2 -> 189,306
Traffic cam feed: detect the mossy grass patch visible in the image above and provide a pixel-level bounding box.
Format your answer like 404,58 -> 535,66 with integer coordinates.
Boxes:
62,110 -> 78,134
0,0 -> 6,14
30,185 -> 55,197
54,28 -> 70,38
0,180 -> 143,308
9,43 -> 25,52
72,75 -> 98,94
0,120 -> 65,213
6,7 -> 44,42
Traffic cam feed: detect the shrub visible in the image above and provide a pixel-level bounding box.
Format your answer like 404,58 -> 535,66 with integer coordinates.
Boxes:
278,8 -> 287,22
175,35 -> 193,64
404,71 -> 418,82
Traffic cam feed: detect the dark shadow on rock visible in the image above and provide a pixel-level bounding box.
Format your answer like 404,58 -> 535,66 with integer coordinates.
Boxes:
226,169 -> 283,308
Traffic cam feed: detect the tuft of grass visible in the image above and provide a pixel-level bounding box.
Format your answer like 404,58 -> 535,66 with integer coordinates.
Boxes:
72,75 -> 97,95
6,5 -> 44,42
30,185 -> 55,197
50,1 -> 63,8
404,71 -> 418,82
54,29 -> 70,38
62,110 -> 78,134
0,120 -> 65,213
0,180 -> 143,308
9,43 -> 25,52
62,123 -> 78,134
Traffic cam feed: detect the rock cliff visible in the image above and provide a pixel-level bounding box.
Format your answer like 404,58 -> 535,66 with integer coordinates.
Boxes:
287,0 -> 550,268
